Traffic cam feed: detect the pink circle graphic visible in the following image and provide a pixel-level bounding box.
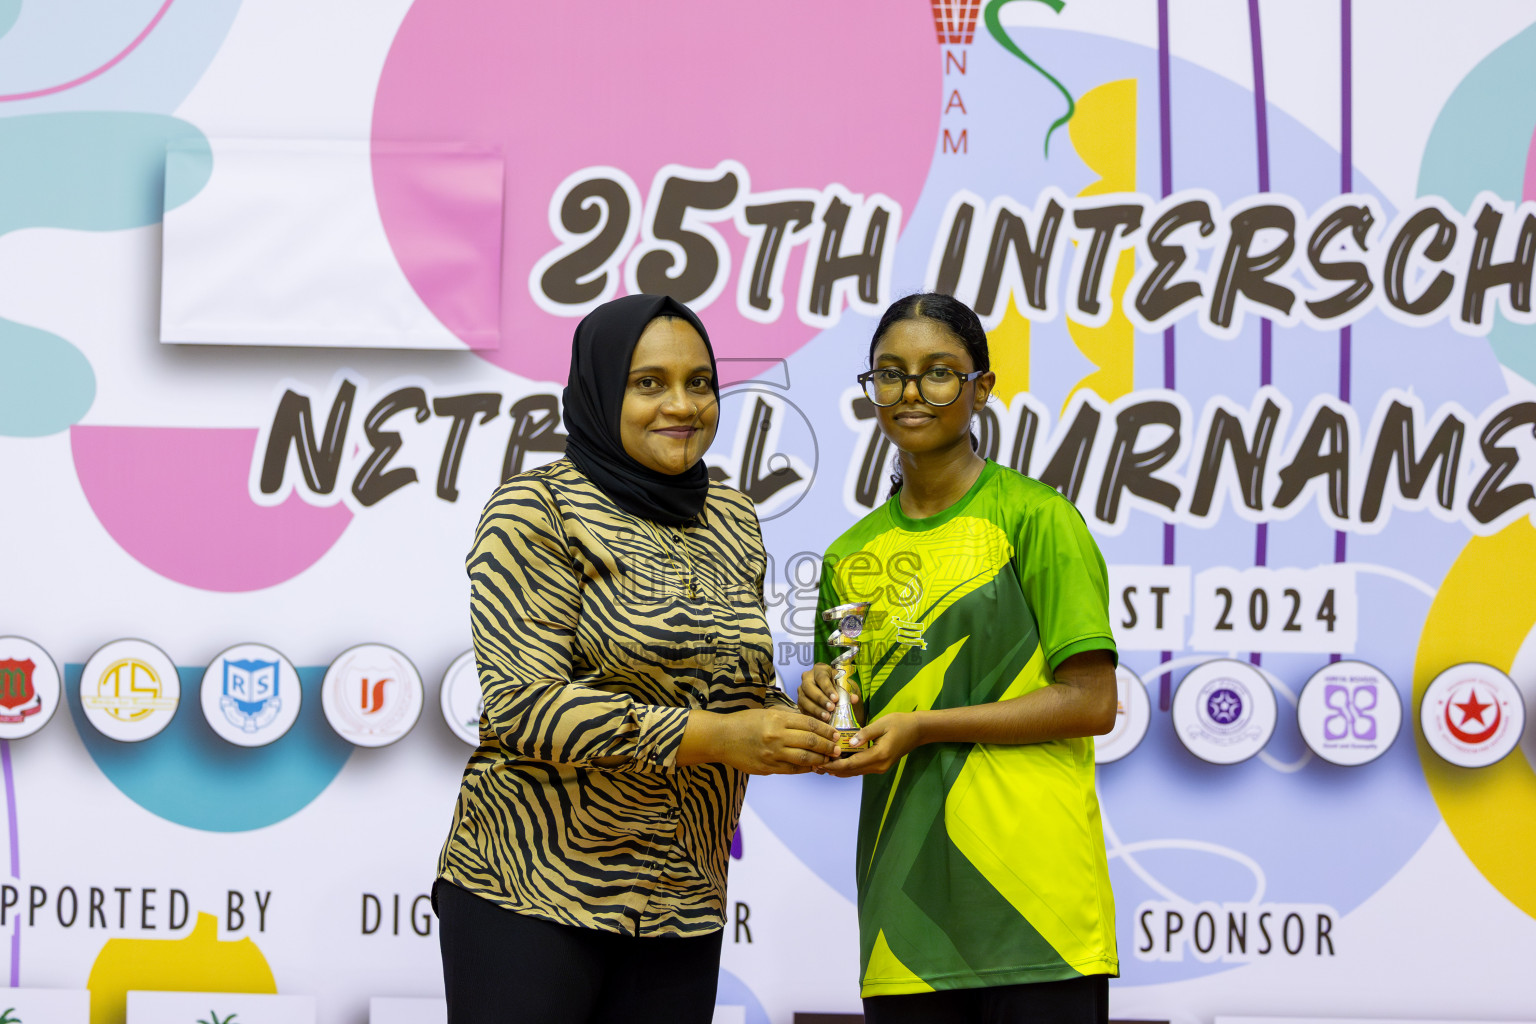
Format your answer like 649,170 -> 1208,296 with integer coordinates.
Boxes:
372,0 -> 940,382
71,425 -> 353,592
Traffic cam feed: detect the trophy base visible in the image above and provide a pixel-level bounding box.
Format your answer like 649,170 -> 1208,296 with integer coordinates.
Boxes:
836,727 -> 862,757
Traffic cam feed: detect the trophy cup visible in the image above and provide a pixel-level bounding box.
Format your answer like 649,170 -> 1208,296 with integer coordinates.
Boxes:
822,601 -> 870,754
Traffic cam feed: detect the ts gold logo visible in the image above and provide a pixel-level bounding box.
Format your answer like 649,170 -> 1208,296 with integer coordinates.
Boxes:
87,658 -> 176,721
80,639 -> 181,742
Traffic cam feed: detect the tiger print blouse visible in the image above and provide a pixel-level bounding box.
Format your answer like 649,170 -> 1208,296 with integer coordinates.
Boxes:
437,458 -> 795,937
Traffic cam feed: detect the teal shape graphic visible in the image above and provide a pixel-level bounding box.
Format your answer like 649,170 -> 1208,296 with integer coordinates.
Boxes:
0,0 -> 21,42
0,111 -> 211,235
0,111 -> 211,436
0,319 -> 93,437
66,665 -> 352,832
1419,20 -> 1536,384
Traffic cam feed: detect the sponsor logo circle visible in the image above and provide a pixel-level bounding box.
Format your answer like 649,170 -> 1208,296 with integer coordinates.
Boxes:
1420,662 -> 1525,768
1296,660 -> 1402,766
321,644 -> 423,747
1096,664 -> 1151,764
0,636 -> 62,740
80,639 -> 181,742
199,643 -> 303,748
439,650 -> 482,746
1171,658 -> 1277,765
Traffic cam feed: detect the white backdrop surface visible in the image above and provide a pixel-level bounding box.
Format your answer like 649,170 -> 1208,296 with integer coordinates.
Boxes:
1,2 -> 1535,1023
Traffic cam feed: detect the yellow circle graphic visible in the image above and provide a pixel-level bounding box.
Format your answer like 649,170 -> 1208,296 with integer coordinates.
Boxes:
1413,519 -> 1536,919
87,912 -> 275,1024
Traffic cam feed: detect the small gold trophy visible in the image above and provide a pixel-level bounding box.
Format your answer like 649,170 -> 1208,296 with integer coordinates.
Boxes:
822,602 -> 870,754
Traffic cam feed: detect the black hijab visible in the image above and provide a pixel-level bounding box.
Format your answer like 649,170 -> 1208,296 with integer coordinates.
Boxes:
562,294 -> 719,526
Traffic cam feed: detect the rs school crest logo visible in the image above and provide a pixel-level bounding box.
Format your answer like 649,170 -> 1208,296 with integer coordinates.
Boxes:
200,643 -> 303,747
224,660 -> 280,730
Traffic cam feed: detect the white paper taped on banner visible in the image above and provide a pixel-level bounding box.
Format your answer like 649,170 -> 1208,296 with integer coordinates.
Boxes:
160,140 -> 504,350
126,989 -> 317,1024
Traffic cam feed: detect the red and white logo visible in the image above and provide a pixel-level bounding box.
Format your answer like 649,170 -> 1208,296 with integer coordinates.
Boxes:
321,644 -> 423,747
0,638 -> 60,739
1421,663 -> 1526,768
931,0 -> 982,45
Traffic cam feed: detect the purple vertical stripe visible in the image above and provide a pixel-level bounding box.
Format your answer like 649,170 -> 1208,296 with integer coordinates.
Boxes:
1248,0 -> 1271,194
1249,2 -> 1273,387
1248,0 -> 1271,670
1158,0 -> 1176,710
1260,318 -> 1272,388
1,741 -> 16,880
1341,0 -> 1353,194
1339,325 -> 1352,404
1248,0 -> 1272,404
1339,1 -> 1353,409
1332,0 -> 1353,665
1251,515 -> 1268,665
2,739 -> 16,985
1158,0 -> 1173,198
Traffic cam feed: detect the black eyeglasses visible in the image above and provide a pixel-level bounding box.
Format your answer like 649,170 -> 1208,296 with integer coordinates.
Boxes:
857,367 -> 986,408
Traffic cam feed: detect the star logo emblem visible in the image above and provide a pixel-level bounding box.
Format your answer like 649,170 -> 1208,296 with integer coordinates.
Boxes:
1206,687 -> 1243,725
1422,664 -> 1526,768
1453,689 -> 1491,727
1443,681 -> 1501,746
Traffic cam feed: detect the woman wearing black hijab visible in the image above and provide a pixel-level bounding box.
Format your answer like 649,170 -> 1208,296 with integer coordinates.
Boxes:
435,294 -> 839,1024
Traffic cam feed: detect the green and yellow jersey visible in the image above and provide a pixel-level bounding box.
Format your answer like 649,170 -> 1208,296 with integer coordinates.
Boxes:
814,460 -> 1119,997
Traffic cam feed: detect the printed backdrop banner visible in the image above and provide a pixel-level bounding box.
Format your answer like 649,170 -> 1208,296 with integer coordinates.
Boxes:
1,1 -> 1535,1022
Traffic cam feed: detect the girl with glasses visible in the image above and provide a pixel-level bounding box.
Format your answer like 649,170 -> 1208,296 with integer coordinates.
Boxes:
799,292 -> 1121,1024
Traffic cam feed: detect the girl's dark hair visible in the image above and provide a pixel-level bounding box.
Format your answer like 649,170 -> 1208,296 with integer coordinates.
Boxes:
867,292 -> 990,373
867,293 -> 991,497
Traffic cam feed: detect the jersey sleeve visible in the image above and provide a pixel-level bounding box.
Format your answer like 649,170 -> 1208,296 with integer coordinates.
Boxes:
1014,493 -> 1118,670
